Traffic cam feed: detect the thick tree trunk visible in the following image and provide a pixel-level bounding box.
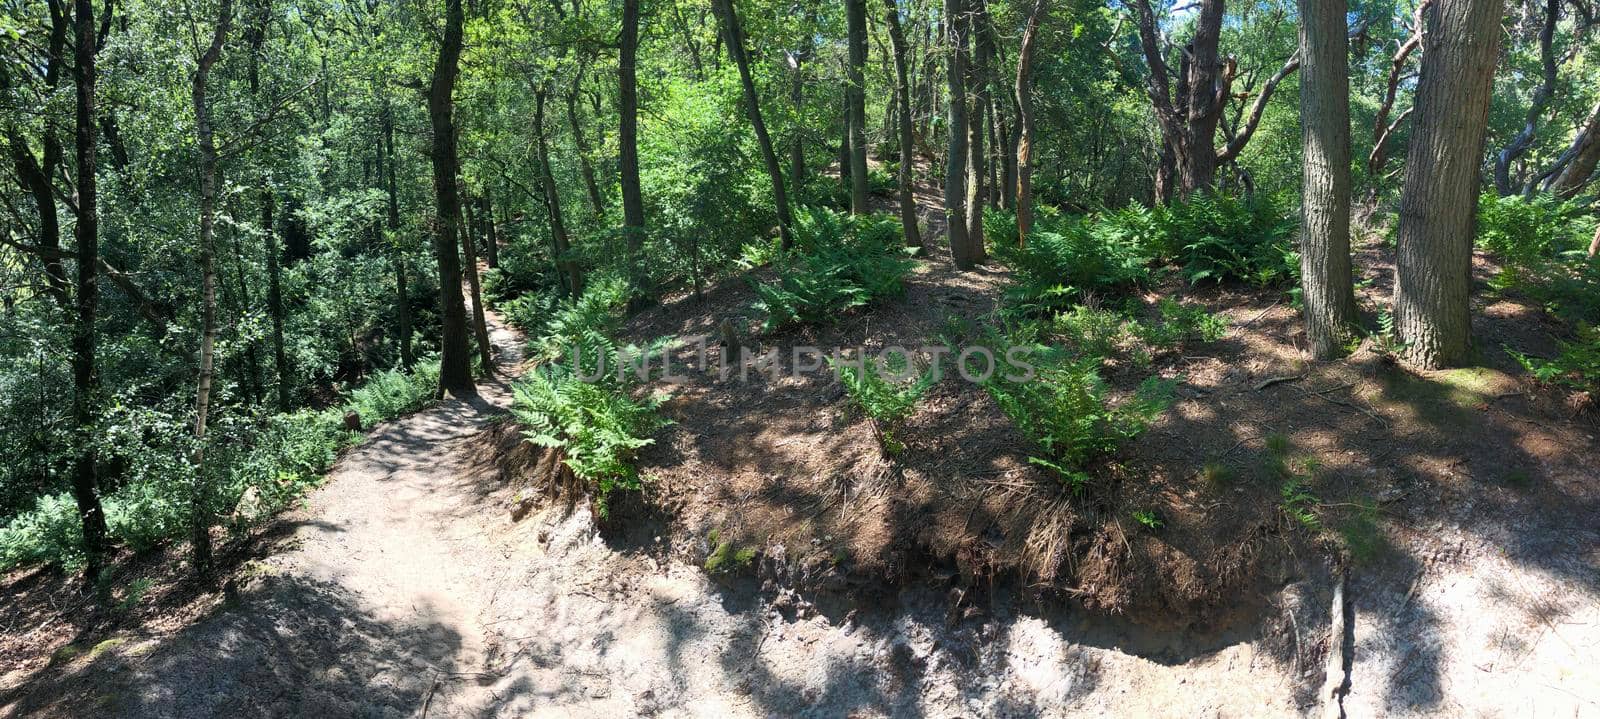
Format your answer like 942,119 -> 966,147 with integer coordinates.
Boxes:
1297,0 -> 1358,360
189,0 -> 233,578
620,0 -> 647,291
69,0 -> 108,587
944,0 -> 973,269
429,0 -> 475,395
536,87 -> 583,296
846,0 -> 870,214
1393,0 -> 1504,369
714,0 -> 794,247
882,0 -> 923,251
1015,0 -> 1044,247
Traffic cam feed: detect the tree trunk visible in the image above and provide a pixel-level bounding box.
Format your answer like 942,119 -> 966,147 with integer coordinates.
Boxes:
1015,0 -> 1044,247
882,0 -> 923,251
536,86 -> 583,296
247,10 -> 290,407
1494,0 -> 1559,196
944,0 -> 973,269
846,0 -> 870,214
1297,0 -> 1358,360
714,0 -> 794,247
481,191 -> 500,269
1549,99 -> 1600,198
1393,0 -> 1504,369
189,0 -> 233,578
429,0 -> 475,396
964,0 -> 992,261
565,69 -> 606,218
788,47 -> 808,198
458,191 -> 494,375
69,0 -> 108,587
383,104 -> 414,370
620,0 -> 647,292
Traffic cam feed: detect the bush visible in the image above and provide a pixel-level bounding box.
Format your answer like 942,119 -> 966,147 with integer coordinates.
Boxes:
511,337 -> 671,515
532,275 -> 632,362
1477,193 -> 1596,270
993,210 -> 1155,316
750,207 -> 916,331
831,353 -> 936,454
1050,299 -> 1227,366
1153,193 -> 1298,286
349,362 -> 440,428
1511,323 -> 1600,392
0,493 -> 87,572
980,331 -> 1175,489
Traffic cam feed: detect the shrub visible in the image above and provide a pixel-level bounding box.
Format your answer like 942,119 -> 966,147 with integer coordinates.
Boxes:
1510,323 -> 1600,392
981,335 -> 1175,488
750,207 -> 916,331
1153,193 -> 1298,286
993,213 -> 1155,315
510,338 -> 671,515
0,493 -> 87,571
830,353 -> 937,454
349,362 -> 440,428
532,275 -> 631,361
1476,193 -> 1596,270
1129,299 -> 1229,351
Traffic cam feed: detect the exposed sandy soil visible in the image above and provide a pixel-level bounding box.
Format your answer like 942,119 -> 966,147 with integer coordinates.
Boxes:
1,196 -> 1597,716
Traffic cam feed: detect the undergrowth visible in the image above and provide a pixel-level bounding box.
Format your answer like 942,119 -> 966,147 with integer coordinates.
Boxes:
830,352 -> 937,455
749,207 -> 917,331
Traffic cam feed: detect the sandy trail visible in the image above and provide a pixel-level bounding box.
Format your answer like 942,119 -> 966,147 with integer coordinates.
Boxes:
12,305 -> 1596,718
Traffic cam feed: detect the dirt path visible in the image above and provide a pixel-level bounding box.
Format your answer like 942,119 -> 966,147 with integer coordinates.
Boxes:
8,273 -> 1597,717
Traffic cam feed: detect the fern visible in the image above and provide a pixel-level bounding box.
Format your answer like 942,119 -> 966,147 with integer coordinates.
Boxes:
749,207 -> 916,331
830,353 -> 936,454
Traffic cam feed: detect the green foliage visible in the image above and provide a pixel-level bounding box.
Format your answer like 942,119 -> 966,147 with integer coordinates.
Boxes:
992,208 -> 1156,315
830,353 -> 936,454
1153,193 -> 1298,286
532,275 -> 632,361
1050,299 -> 1227,366
1129,299 -> 1230,350
1131,509 -> 1164,530
1510,324 -> 1600,391
511,339 -> 671,515
349,363 -> 440,428
749,207 -> 916,331
1476,193 -> 1597,270
703,528 -> 757,574
981,332 -> 1175,486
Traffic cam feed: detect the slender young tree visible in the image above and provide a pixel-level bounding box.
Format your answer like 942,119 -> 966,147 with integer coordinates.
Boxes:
1393,0 -> 1505,369
964,0 -> 993,259
428,0 -> 475,395
619,0 -> 647,293
1014,0 -> 1044,247
189,0 -> 234,577
882,0 -> 923,250
944,0 -> 973,269
536,85 -> 583,296
1297,0 -> 1358,360
69,0 -> 109,586
714,0 -> 794,247
382,103 -> 415,370
845,0 -> 870,214
458,189 -> 493,375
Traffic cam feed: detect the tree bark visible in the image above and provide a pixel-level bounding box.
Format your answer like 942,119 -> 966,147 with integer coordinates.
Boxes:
882,0 -> 923,250
846,0 -> 870,214
429,0 -> 475,395
944,0 -> 973,269
1297,0 -> 1358,360
1015,0 -> 1044,247
788,47 -> 809,198
1366,11 -> 1424,200
69,0 -> 108,587
481,191 -> 500,269
189,0 -> 233,578
620,0 -> 647,292
714,0 -> 794,247
1393,0 -> 1504,369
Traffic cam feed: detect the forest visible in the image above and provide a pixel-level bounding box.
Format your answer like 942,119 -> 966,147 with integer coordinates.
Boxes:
1,0 -> 1598,715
